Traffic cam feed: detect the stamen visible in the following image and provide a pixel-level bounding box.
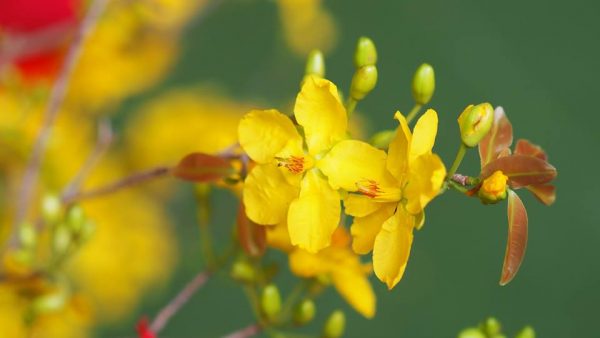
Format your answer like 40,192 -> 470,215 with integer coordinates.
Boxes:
276,156 -> 305,174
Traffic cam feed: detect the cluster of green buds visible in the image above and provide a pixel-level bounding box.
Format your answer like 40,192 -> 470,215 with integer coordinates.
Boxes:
350,37 -> 378,105
458,317 -> 535,338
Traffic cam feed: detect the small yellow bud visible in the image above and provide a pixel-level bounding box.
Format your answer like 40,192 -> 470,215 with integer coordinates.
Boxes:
458,103 -> 494,147
412,63 -> 435,105
230,260 -> 255,283
458,328 -> 486,338
478,171 -> 509,204
354,36 -> 377,68
323,310 -> 345,338
480,317 -> 502,336
31,288 -> 68,315
41,194 -> 61,224
293,299 -> 316,325
515,326 -> 535,338
350,65 -> 378,101
261,284 -> 281,322
305,49 -> 326,78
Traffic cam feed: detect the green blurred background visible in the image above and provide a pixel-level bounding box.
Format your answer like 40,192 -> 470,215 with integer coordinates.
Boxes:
105,0 -> 598,336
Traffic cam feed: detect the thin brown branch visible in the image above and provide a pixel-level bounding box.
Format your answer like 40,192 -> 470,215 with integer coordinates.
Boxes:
149,270 -> 212,334
223,323 -> 262,338
14,0 -> 109,231
62,166 -> 171,205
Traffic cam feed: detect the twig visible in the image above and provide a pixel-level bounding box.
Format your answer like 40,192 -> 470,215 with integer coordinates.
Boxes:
62,166 -> 171,205
223,323 -> 262,338
13,0 -> 109,232
149,270 -> 212,334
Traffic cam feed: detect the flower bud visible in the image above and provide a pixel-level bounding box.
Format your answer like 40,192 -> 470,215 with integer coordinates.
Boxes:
354,36 -> 377,68
323,310 -> 345,338
458,103 -> 494,147
515,326 -> 535,338
305,49 -> 325,78
458,328 -> 486,338
412,63 -> 435,105
41,194 -> 61,224
19,222 -> 37,249
478,170 -> 508,205
230,260 -> 255,283
261,284 -> 281,322
480,317 -> 501,336
293,299 -> 315,325
350,65 -> 378,101
66,205 -> 85,233
31,288 -> 68,315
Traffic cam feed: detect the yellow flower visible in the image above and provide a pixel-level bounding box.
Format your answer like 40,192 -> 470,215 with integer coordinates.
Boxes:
345,110 -> 446,289
269,225 -> 376,318
239,76 -> 387,253
478,170 -> 508,204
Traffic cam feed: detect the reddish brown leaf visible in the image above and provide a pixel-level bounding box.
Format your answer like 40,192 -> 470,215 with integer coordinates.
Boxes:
172,152 -> 234,182
515,139 -> 548,161
478,106 -> 513,167
237,203 -> 267,257
500,190 -> 528,286
481,154 -> 557,189
526,184 -> 556,206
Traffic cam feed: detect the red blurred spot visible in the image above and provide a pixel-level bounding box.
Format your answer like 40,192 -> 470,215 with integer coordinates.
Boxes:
136,317 -> 157,338
13,49 -> 65,83
0,0 -> 78,33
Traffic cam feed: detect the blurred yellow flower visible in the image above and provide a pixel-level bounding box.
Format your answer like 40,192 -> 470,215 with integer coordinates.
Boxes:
346,110 -> 446,289
239,76 -> 385,253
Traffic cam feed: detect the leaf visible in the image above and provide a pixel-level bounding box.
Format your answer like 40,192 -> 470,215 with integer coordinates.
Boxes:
481,154 -> 557,189
478,106 -> 513,167
172,152 -> 234,182
526,184 -> 556,206
500,190 -> 528,286
237,203 -> 267,257
515,139 -> 548,161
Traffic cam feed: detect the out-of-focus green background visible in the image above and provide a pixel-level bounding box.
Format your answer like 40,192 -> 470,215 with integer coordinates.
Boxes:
105,0 -> 598,336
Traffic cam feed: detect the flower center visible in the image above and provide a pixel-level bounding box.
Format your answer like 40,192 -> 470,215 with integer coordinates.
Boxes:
356,179 -> 401,202
276,156 -> 306,174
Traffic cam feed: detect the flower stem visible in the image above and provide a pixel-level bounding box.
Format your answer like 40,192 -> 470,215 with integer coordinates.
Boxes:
405,104 -> 423,124
346,97 -> 358,117
223,323 -> 262,338
149,270 -> 212,334
447,143 -> 467,178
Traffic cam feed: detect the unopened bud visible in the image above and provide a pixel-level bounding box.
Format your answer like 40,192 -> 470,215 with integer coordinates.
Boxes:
305,49 -> 325,78
480,317 -> 501,336
66,205 -> 85,233
515,326 -> 535,338
323,310 -> 345,338
261,284 -> 281,322
458,328 -> 486,338
41,194 -> 61,224
458,103 -> 494,147
293,299 -> 315,325
350,65 -> 378,101
31,288 -> 68,314
19,222 -> 37,249
478,170 -> 508,205
230,260 -> 255,283
354,37 -> 377,68
412,63 -> 435,105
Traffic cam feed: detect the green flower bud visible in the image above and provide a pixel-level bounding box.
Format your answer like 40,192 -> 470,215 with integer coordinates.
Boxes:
293,299 -> 316,325
41,194 -> 61,224
323,310 -> 345,338
458,102 -> 494,147
350,65 -> 378,101
480,317 -> 502,336
412,63 -> 435,105
515,326 -> 536,338
66,205 -> 85,233
19,222 -> 37,249
31,288 -> 68,315
261,284 -> 281,322
230,260 -> 255,283
305,49 -> 325,78
457,328 -> 486,338
354,36 -> 377,68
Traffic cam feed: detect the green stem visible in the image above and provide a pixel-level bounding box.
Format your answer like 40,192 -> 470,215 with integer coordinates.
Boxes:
405,104 -> 423,124
447,143 -> 467,178
346,98 -> 358,117
447,180 -> 469,194
196,185 -> 216,269
277,280 -> 308,324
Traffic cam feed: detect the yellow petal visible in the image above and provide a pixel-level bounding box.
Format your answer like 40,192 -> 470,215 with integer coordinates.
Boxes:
350,203 -> 396,254
289,248 -> 331,277
294,76 -> 347,155
404,153 -> 446,214
317,140 -> 387,191
410,109 -> 438,161
344,194 -> 380,217
332,267 -> 376,318
387,112 -> 412,182
288,169 -> 341,253
238,109 -> 303,163
373,208 -> 415,289
266,222 -> 294,252
243,164 -> 300,225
